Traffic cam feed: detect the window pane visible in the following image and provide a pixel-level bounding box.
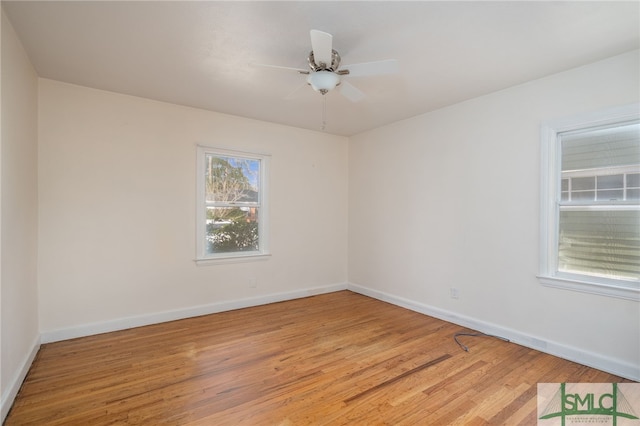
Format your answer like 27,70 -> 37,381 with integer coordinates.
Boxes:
561,179 -> 569,191
205,155 -> 260,204
558,209 -> 640,281
206,207 -> 259,254
571,191 -> 595,201
596,189 -> 623,201
628,173 -> 640,188
561,123 -> 640,171
572,177 -> 595,191
628,188 -> 640,200
597,174 -> 623,189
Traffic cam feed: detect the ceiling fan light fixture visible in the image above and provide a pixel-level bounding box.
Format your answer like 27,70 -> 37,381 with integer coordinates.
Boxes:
307,71 -> 340,95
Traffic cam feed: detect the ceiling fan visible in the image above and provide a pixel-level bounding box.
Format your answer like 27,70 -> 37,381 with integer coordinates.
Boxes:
255,30 -> 399,102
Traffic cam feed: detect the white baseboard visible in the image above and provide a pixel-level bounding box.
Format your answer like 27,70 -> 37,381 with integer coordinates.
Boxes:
1,334 -> 40,423
347,282 -> 640,382
41,282 -> 348,344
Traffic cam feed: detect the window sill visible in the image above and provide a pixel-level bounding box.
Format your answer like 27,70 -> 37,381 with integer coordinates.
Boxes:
537,275 -> 639,301
195,253 -> 271,266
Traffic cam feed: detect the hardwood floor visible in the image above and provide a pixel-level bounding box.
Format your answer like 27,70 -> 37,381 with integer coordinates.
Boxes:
5,291 -> 633,425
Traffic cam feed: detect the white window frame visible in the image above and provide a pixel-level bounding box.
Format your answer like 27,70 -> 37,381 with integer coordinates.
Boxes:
195,145 -> 270,265
539,104 -> 640,301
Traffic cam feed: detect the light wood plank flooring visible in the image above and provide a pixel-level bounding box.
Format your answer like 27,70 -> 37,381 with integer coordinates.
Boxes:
5,291 -> 633,425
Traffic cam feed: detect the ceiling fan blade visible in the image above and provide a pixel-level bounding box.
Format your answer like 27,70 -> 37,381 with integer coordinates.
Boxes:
339,81 -> 365,103
342,59 -> 399,77
250,62 -> 309,74
310,30 -> 333,68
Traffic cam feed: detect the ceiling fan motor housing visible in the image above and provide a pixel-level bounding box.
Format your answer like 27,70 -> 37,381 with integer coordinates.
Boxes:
308,49 -> 341,72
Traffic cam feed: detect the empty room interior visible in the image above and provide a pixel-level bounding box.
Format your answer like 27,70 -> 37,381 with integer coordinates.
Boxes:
1,1 -> 639,424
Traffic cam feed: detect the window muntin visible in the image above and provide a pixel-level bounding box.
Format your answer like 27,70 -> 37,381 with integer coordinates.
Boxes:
196,147 -> 269,262
539,106 -> 640,300
561,167 -> 639,203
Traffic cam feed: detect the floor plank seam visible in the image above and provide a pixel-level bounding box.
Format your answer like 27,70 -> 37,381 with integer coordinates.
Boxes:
343,353 -> 452,404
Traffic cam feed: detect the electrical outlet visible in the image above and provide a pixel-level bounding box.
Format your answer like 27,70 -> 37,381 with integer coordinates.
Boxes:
248,277 -> 257,288
450,287 -> 460,299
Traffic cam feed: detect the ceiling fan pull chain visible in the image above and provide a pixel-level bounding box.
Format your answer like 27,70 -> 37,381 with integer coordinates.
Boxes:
322,95 -> 327,131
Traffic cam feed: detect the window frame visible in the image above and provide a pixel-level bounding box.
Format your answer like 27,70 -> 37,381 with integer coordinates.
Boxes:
195,145 -> 270,265
539,104 -> 639,301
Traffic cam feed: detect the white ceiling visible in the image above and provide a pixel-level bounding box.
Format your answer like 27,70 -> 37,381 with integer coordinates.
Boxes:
4,1 -> 639,136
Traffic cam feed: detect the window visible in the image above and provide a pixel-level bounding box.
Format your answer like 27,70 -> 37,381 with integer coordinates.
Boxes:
196,146 -> 270,263
539,104 -> 639,301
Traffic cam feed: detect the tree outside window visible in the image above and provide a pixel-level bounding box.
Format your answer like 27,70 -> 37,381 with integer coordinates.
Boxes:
197,147 -> 269,262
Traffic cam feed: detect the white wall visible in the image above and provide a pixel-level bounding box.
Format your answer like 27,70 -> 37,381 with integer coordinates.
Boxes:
349,50 -> 640,379
1,9 -> 40,421
37,79 -> 348,338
